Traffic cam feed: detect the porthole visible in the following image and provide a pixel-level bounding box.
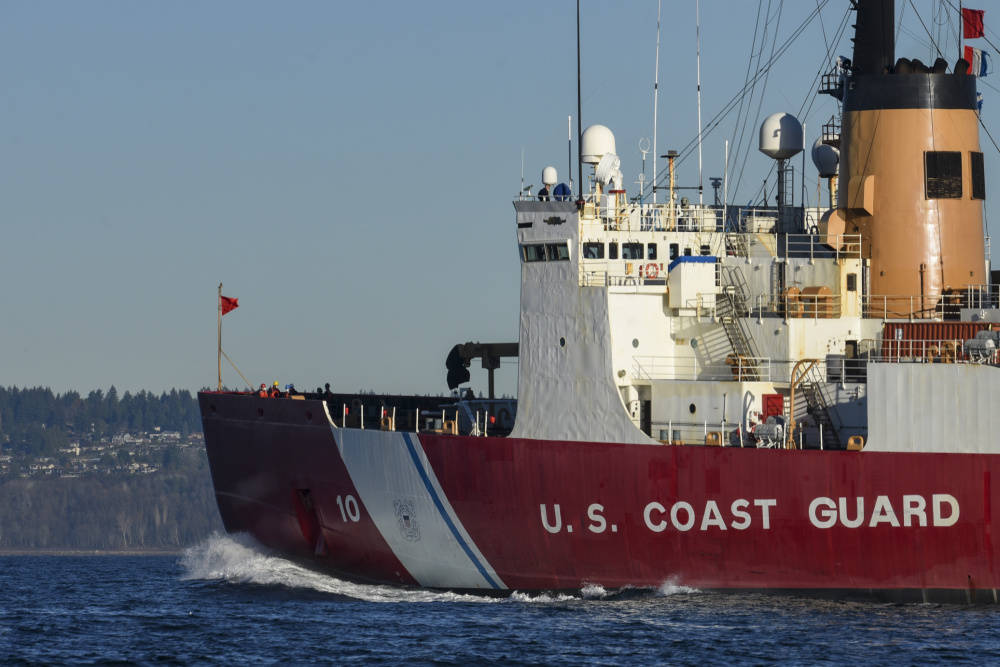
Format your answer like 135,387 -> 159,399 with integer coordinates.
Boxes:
689,403 -> 696,414
559,337 -> 566,347
690,339 -> 699,349
632,338 -> 639,348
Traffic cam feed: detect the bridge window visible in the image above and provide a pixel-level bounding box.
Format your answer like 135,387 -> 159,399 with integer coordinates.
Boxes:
609,242 -> 619,260
583,242 -> 604,259
925,151 -> 962,199
972,151 -> 986,200
546,243 -> 570,261
647,243 -> 657,260
622,242 -> 643,260
522,244 -> 545,262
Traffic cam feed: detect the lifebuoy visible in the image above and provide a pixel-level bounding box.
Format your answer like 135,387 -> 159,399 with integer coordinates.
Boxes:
644,263 -> 659,279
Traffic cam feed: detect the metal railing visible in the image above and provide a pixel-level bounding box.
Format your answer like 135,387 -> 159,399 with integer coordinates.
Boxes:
782,233 -> 862,260
858,337 -> 984,363
632,355 -> 773,382
650,419 -> 744,447
863,291 -> 982,320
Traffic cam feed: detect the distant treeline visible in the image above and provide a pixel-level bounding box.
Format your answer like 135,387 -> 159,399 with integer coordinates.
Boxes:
0,449 -> 223,550
0,386 -> 201,456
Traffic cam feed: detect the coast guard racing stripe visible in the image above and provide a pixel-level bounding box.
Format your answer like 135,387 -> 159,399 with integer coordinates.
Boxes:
334,428 -> 505,590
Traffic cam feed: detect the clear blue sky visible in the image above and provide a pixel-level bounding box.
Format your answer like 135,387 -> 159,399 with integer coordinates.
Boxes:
1,1 -> 996,397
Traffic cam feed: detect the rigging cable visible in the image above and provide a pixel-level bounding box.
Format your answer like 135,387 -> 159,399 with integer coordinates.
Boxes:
643,0 -> 831,202
732,0 -> 784,202
725,0 -> 767,207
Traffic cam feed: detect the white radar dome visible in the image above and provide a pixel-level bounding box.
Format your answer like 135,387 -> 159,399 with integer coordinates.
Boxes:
759,112 -> 803,159
811,137 -> 839,178
581,125 -> 616,164
542,166 -> 558,186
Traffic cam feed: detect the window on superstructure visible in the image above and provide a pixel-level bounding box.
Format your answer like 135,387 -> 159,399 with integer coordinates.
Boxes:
669,243 -> 679,260
622,242 -> 643,259
647,243 -> 657,260
546,243 -> 570,261
972,151 -> 986,200
924,151 -> 962,199
583,242 -> 604,259
609,242 -> 619,260
522,244 -> 545,262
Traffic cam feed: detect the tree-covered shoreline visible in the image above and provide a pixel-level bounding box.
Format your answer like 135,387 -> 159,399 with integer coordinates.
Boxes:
0,386 -> 222,549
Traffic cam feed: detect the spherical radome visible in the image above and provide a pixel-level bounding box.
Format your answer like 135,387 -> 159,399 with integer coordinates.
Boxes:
581,125 -> 616,164
811,137 -> 839,177
542,166 -> 558,186
759,112 -> 803,159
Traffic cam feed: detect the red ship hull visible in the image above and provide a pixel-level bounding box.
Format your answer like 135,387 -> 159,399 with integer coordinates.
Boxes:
200,392 -> 1000,600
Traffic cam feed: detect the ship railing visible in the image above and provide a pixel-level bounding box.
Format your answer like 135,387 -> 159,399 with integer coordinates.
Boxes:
962,283 -> 1000,310
858,337 -> 997,364
632,355 -> 773,382
724,290 -> 845,320
633,356 -> 870,385
579,269 -> 668,290
782,233 -> 862,261
863,290 -> 987,320
650,420 -> 748,447
587,202 -> 724,233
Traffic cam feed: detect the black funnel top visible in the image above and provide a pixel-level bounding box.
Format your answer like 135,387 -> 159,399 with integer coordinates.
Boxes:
852,0 -> 895,75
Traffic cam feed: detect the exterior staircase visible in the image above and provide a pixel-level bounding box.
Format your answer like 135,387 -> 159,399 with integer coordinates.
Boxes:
794,364 -> 842,449
717,265 -> 760,381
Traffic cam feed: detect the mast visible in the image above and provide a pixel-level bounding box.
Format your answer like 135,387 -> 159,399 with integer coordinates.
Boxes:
696,0 -> 703,205
652,0 -> 662,203
217,282 -> 222,391
576,0 -> 583,201
568,115 -> 573,193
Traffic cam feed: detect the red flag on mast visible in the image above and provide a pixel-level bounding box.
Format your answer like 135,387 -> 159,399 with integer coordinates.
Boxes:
220,295 -> 239,315
963,8 -> 985,39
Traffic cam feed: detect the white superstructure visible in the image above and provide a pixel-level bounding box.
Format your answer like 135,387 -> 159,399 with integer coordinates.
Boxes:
510,125 -> 1000,454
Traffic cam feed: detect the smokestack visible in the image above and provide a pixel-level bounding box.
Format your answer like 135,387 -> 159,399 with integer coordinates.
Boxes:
851,0 -> 895,75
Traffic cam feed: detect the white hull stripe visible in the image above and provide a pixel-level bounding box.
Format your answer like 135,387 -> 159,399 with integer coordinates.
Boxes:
333,427 -> 506,590
401,432 -> 501,589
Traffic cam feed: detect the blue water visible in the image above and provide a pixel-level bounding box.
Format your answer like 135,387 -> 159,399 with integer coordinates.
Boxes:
2,535 -> 999,665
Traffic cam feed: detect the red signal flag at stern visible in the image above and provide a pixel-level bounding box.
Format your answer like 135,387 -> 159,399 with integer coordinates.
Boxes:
220,295 -> 239,315
963,8 -> 985,39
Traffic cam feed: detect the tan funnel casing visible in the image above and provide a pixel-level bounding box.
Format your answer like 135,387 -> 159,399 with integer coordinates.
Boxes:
822,0 -> 986,317
835,103 -> 985,316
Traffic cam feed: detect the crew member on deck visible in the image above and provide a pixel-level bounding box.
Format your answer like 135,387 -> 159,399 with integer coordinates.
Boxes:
538,184 -> 550,201
270,381 -> 281,398
258,383 -> 268,398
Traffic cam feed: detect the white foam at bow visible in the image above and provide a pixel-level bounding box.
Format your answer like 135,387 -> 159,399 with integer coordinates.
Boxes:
658,578 -> 699,596
179,533 -> 498,604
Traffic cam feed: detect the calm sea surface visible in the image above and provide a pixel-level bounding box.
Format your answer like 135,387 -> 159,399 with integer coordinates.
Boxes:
2,534 -> 1000,665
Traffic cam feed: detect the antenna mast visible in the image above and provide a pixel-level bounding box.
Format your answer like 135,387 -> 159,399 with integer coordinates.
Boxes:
520,147 -> 525,197
568,115 -> 573,193
696,0 -> 704,205
576,0 -> 583,201
652,0 -> 662,203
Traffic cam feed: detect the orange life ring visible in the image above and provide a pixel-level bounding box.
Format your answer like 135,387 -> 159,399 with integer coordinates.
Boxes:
644,263 -> 659,279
